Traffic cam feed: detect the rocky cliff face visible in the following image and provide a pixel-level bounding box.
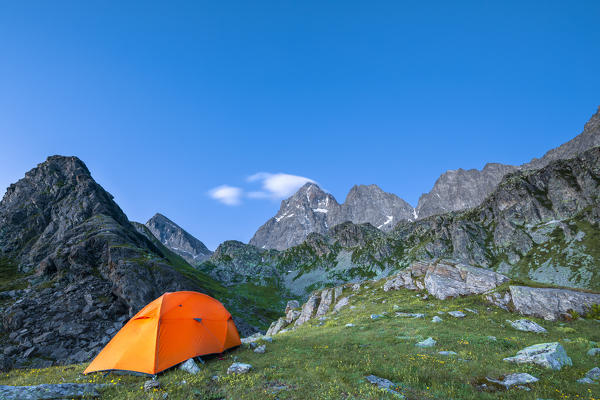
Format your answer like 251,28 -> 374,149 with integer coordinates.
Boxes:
0,156 -> 216,369
415,107 -> 600,219
415,163 -> 518,219
145,213 -> 212,265
250,183 -> 414,250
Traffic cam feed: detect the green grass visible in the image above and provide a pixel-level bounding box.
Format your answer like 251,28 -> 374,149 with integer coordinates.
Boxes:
0,257 -> 28,292
2,281 -> 600,399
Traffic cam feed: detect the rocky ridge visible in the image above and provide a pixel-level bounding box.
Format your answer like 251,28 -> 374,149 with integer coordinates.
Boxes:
416,107 -> 600,219
250,183 -> 414,250
145,213 -> 212,265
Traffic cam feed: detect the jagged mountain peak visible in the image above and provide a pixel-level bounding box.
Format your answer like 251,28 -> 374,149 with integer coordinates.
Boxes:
250,182 -> 415,250
145,213 -> 212,265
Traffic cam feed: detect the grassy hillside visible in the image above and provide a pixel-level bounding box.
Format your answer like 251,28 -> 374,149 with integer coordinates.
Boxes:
3,281 -> 599,399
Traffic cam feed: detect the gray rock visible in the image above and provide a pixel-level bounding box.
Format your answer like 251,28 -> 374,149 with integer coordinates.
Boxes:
588,348 -> 600,356
504,342 -> 572,370
424,262 -> 509,300
509,286 -> 600,321
266,318 -> 288,336
179,358 -> 200,374
370,314 -> 383,320
395,313 -> 424,318
315,289 -> 333,317
415,337 -> 436,348
448,311 -> 466,318
345,323 -> 355,327
486,373 -> 539,389
431,316 -> 443,323
144,380 -> 161,391
254,345 -> 266,354
507,319 -> 547,333
438,351 -> 457,356
365,375 -> 405,398
0,383 -> 107,399
227,362 -> 252,375
332,296 -> 350,313
294,293 -> 320,326
577,367 -> 600,384
285,300 -> 300,313
285,309 -> 301,323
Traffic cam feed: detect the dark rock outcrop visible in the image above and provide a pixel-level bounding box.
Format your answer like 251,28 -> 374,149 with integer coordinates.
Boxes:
0,156 -> 211,368
145,213 -> 212,265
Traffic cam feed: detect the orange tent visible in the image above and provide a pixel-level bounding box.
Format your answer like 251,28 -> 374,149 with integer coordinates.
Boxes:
84,291 -> 241,375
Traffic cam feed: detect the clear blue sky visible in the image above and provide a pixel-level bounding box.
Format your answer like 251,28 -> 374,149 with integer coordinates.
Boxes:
1,1 -> 598,249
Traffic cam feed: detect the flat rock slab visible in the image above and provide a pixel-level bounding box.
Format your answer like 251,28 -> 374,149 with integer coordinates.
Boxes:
227,362 -> 252,375
486,373 -> 539,389
448,311 -> 466,318
416,337 -> 436,348
0,383 -> 107,399
504,342 -> 572,370
577,367 -> 600,384
395,312 -> 424,318
509,286 -> 600,321
507,319 -> 547,333
365,375 -> 405,398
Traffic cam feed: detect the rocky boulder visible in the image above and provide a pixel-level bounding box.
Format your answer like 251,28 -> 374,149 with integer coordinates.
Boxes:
509,286 -> 600,321
503,342 -> 572,370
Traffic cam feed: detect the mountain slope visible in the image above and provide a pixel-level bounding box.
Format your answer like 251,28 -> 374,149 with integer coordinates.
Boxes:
0,156 -> 253,370
145,213 -> 212,265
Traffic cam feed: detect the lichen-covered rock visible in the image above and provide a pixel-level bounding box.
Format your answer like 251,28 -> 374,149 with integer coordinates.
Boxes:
507,319 -> 547,333
285,300 -> 300,313
333,296 -> 350,313
179,358 -> 201,374
315,289 -> 333,317
415,337 -> 436,348
285,309 -> 301,323
266,318 -> 289,336
423,262 -> 509,300
227,362 -> 252,375
509,286 -> 600,320
504,342 -> 572,370
486,373 -> 539,389
294,293 -> 320,326
0,383 -> 107,399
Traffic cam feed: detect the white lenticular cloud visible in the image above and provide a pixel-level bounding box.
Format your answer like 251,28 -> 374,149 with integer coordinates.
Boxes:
208,185 -> 243,206
247,172 -> 315,199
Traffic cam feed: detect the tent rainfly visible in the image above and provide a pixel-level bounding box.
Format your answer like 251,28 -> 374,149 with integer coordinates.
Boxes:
84,291 -> 241,375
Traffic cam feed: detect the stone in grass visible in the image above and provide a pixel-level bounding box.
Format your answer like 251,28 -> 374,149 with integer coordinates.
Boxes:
486,373 -> 539,389
507,319 -> 547,333
415,337 -> 436,348
254,345 -> 266,354
577,367 -> 600,384
438,351 -> 457,356
144,380 -> 161,391
488,336 -> 497,341
465,308 -> 478,314
227,363 -> 252,375
432,316 -> 443,323
588,348 -> 600,356
448,311 -> 466,318
370,314 -> 383,320
503,342 -> 572,370
365,375 -> 405,399
179,358 -> 201,374
0,384 -> 108,400
395,312 -> 425,318
345,323 -> 355,327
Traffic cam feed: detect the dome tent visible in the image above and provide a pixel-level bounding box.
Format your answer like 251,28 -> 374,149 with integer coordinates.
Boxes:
84,291 -> 241,375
